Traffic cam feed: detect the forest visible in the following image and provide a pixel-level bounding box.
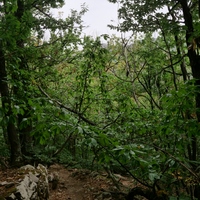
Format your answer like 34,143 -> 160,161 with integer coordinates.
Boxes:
1,0 -> 200,199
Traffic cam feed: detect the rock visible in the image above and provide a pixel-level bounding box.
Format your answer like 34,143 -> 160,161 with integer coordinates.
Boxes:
102,191 -> 112,198
36,164 -> 49,199
1,164 -> 49,200
48,172 -> 59,190
94,191 -> 112,200
20,164 -> 35,171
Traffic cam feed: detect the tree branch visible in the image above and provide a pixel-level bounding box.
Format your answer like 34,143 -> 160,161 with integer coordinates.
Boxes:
38,85 -> 97,126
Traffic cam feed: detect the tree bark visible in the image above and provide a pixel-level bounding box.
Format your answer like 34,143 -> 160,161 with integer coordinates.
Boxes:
179,0 -> 199,169
0,42 -> 22,166
171,4 -> 200,197
14,0 -> 33,157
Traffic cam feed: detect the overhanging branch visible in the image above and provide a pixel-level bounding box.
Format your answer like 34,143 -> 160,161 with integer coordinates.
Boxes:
38,85 -> 97,126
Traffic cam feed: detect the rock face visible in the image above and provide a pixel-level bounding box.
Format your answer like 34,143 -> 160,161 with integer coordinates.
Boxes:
1,164 -> 49,200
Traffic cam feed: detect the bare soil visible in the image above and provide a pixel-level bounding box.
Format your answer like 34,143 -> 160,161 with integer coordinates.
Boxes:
48,164 -> 134,200
0,164 -> 136,200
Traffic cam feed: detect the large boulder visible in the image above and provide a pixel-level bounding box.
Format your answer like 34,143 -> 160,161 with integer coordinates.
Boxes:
0,164 -> 49,200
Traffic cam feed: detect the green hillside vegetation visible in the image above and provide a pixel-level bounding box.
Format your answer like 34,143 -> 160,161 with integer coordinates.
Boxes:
1,0 -> 200,199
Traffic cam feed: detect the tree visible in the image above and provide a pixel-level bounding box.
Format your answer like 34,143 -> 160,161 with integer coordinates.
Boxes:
1,0 -> 200,198
0,0 -> 86,166
106,0 -> 200,198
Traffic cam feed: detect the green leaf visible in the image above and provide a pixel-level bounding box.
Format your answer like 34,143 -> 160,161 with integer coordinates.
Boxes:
78,126 -> 83,134
148,171 -> 160,182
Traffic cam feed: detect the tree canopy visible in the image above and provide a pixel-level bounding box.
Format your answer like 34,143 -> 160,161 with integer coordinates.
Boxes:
1,0 -> 200,199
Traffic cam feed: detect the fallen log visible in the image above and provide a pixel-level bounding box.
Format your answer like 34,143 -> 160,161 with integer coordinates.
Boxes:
126,187 -> 169,200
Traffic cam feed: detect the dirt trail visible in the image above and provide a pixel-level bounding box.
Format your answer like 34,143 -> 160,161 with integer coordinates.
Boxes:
48,164 -> 133,200
0,164 -> 134,200
49,165 -> 94,200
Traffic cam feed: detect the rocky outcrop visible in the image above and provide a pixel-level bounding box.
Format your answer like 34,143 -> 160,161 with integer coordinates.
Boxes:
0,164 -> 49,200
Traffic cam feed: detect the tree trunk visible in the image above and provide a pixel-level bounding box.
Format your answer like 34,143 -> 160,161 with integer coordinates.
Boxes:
0,42 -> 22,166
175,4 -> 200,198
179,2 -> 199,183
13,0 -> 33,158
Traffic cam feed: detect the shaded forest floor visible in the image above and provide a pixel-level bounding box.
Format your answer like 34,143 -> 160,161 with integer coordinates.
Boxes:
48,164 -> 134,200
0,164 -> 136,200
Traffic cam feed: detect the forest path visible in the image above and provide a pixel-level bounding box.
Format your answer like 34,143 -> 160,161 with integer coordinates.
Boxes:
48,164 -> 134,200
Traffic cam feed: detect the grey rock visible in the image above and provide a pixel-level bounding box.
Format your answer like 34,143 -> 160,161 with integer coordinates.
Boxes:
2,164 -> 49,200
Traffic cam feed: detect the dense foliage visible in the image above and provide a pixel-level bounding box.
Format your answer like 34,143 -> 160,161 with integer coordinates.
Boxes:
1,0 -> 200,199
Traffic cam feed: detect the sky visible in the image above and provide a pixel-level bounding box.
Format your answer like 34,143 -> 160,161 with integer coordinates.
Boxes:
54,0 -> 121,37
